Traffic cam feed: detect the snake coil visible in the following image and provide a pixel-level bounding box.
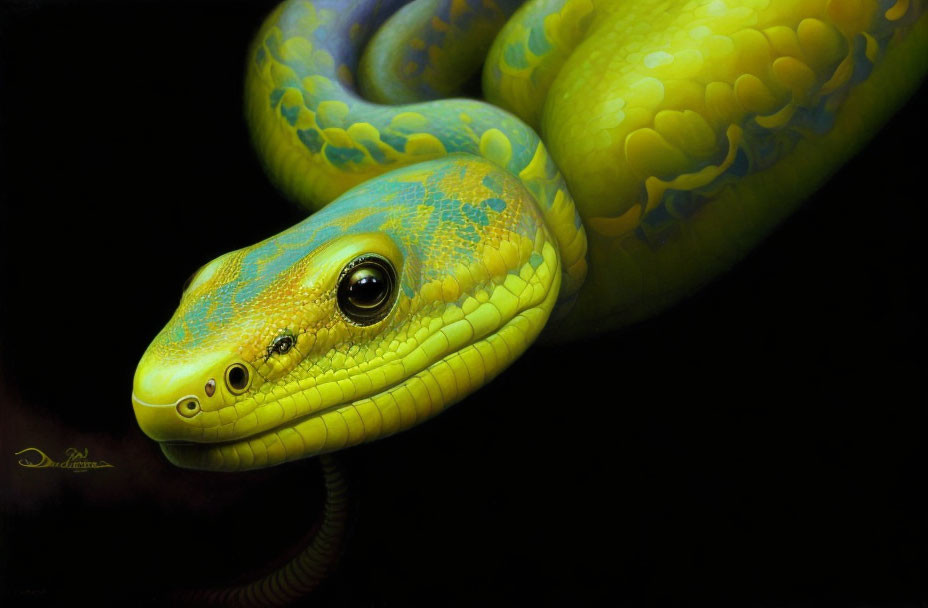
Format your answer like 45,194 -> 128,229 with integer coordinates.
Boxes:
130,1 -> 928,604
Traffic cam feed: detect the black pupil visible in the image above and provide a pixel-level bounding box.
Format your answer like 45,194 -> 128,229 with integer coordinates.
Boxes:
348,266 -> 388,308
228,365 -> 247,389
275,336 -> 292,353
337,256 -> 396,325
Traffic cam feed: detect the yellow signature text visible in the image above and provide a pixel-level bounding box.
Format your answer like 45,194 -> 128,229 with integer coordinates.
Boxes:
15,447 -> 114,472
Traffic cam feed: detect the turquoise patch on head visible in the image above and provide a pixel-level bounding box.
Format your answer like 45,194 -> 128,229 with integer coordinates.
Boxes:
482,197 -> 506,212
350,210 -> 388,232
481,174 -> 503,194
529,252 -> 543,269
462,203 -> 489,226
456,224 -> 480,243
168,321 -> 186,342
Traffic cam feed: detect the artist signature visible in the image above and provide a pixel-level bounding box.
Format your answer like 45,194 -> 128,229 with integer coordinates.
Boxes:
15,447 -> 114,472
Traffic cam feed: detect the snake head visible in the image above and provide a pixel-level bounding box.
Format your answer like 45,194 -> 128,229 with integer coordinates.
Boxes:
132,157 -> 561,470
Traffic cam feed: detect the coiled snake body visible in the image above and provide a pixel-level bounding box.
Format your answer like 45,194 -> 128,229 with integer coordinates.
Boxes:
131,0 -> 927,604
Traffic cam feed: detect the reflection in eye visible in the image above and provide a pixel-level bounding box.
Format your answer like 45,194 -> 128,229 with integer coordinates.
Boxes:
337,254 -> 397,326
267,334 -> 295,359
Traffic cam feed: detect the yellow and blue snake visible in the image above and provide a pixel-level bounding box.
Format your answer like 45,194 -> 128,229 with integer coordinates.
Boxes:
129,0 -> 927,603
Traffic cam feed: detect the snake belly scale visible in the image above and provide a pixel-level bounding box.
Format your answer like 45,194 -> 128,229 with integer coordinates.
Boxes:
129,0 -> 926,601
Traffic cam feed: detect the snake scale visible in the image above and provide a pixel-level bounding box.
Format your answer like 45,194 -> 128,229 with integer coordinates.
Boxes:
129,0 -> 928,604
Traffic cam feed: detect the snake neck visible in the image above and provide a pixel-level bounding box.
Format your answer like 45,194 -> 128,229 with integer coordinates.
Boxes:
246,0 -> 589,308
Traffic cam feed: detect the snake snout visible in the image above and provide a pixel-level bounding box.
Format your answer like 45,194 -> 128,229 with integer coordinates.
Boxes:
131,348 -> 250,442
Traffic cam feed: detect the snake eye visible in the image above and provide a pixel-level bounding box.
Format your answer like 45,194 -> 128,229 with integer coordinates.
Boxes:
224,363 -> 251,394
337,254 -> 397,326
267,333 -> 295,359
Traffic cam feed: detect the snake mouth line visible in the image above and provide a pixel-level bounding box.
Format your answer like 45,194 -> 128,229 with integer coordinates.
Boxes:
157,320 -> 502,452
157,295 -> 555,470
157,383 -> 395,449
155,352 -> 464,471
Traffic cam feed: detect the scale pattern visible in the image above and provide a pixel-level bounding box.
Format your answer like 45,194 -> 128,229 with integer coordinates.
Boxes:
246,0 -> 588,298
133,0 -> 927,470
128,4 -> 927,603
484,0 -> 927,329
359,0 -> 525,103
137,157 -> 559,470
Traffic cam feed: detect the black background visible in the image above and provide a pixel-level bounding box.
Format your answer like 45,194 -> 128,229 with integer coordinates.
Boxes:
1,1 -> 926,606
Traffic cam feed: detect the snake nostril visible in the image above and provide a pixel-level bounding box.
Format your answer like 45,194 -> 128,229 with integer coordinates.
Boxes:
225,363 -> 250,394
177,398 -> 201,418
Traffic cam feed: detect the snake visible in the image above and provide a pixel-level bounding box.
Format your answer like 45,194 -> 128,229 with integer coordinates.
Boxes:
129,0 -> 927,604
